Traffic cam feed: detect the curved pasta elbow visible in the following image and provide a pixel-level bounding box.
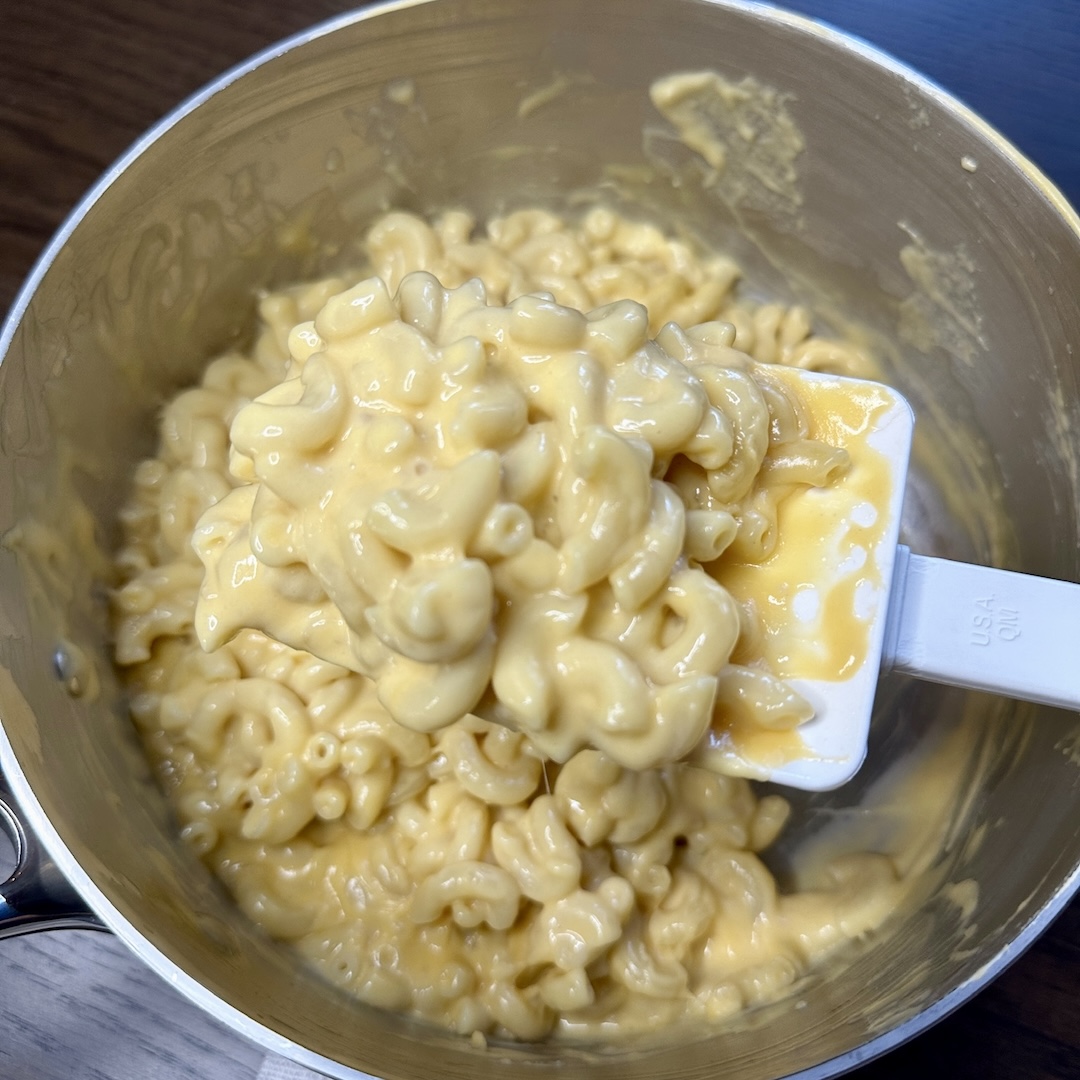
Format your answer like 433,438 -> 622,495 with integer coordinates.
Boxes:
685,509 -> 739,563
491,795 -> 581,903
366,558 -> 494,664
609,936 -> 689,998
550,638 -> 650,746
697,365 -> 771,504
636,568 -> 740,684
681,404 -> 736,471
539,877 -> 635,971
761,439 -> 850,487
647,869 -> 718,957
441,727 -> 543,806
556,426 -> 652,593
232,353 -> 347,465
608,481 -> 686,610
187,677 -> 311,759
554,750 -> 667,846
410,861 -> 522,931
112,564 -> 201,665
597,674 -> 717,771
377,632 -> 496,732
714,664 -> 815,732
366,213 -> 444,292
366,451 -> 501,556
605,344 -> 708,455
240,756 -> 317,844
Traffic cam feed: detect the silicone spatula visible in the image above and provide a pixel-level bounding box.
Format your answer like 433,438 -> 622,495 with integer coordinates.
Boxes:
723,367 -> 1080,792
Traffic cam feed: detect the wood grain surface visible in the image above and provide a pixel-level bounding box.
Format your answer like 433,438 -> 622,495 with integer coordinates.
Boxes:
1,2 -> 1078,1078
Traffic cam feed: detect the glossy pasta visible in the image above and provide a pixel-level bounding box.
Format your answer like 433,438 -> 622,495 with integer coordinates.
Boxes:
112,207 -> 898,1042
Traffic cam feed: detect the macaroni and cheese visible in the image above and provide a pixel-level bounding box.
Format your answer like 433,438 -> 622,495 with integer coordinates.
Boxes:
112,207 -> 899,1041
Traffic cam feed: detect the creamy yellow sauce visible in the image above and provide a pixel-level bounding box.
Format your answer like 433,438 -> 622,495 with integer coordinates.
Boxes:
724,371 -> 897,682
111,205 -> 908,1044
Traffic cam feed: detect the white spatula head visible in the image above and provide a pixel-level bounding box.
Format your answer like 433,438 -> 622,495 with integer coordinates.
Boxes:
696,367 -> 915,791
679,365 -> 1080,791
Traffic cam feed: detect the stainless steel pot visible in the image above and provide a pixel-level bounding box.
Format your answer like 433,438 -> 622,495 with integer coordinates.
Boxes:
2,1 -> 1079,1077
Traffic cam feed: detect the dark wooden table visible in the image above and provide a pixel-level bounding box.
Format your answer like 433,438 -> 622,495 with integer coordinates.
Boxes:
2,2 -> 1079,1078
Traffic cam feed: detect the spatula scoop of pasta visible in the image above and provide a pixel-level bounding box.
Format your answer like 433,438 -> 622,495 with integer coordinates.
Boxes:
735,367 -> 1080,791
188,274 -> 1080,796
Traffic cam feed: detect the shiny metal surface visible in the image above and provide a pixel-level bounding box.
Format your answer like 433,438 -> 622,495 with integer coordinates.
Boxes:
0,777 -> 103,937
0,1 -> 1079,1078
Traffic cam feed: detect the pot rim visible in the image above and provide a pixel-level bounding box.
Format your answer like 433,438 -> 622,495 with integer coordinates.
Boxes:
1,1 -> 1078,1076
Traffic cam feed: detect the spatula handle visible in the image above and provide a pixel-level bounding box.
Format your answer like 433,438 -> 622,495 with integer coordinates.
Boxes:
882,546 -> 1080,710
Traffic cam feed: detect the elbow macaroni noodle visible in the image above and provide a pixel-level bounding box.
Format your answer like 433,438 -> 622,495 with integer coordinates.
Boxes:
113,207 -> 899,1042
